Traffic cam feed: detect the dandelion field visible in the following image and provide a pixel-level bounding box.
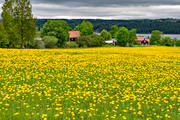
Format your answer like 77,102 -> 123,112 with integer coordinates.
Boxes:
0,47 -> 179,120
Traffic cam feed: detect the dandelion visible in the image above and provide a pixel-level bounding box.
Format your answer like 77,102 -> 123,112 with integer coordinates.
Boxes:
54,114 -> 59,117
42,114 -> 47,118
138,111 -> 142,115
122,116 -> 127,120
13,113 -> 19,116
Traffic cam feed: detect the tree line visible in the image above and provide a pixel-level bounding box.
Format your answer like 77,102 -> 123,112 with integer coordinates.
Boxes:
40,21 -> 178,48
36,19 -> 180,34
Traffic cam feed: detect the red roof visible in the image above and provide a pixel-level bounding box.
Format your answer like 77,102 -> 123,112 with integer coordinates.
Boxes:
69,31 -> 80,39
137,36 -> 145,41
137,36 -> 150,42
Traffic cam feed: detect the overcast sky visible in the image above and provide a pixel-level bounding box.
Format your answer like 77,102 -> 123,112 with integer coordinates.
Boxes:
0,0 -> 180,19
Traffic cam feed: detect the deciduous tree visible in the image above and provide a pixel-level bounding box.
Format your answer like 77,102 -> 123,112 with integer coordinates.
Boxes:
110,25 -> 118,38
0,23 -> 9,48
74,21 -> 93,36
2,0 -> 36,48
41,20 -> 70,47
129,29 -> 137,44
151,30 -> 163,45
116,27 -> 129,46
100,29 -> 112,40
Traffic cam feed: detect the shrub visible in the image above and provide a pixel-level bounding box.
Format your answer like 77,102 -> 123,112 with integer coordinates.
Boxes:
64,42 -> 79,48
30,40 -> 45,49
77,34 -> 105,47
161,36 -> 173,46
175,40 -> 180,46
42,36 -> 58,48
133,40 -> 141,46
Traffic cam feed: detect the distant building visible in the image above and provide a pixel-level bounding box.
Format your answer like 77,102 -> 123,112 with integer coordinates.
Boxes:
105,39 -> 117,45
137,36 -> 150,46
69,31 -> 80,42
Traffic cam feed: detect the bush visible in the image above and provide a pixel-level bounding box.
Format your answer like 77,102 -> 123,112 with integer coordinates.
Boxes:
42,36 -> 58,48
0,41 -> 9,48
176,40 -> 180,46
64,42 -> 79,48
133,40 -> 141,46
30,40 -> 45,49
77,34 -> 105,47
161,36 -> 173,46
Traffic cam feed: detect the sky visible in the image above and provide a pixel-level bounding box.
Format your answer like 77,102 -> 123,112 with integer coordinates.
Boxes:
0,0 -> 180,19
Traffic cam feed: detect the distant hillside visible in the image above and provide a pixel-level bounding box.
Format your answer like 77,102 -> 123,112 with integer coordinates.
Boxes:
36,19 -> 180,34
1,19 -> 180,34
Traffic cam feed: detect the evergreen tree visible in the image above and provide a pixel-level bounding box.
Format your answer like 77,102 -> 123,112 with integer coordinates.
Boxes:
110,25 -> 118,38
2,0 -> 36,48
100,29 -> 112,40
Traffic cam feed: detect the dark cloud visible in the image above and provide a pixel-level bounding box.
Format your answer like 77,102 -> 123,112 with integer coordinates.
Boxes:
0,0 -> 180,19
31,0 -> 180,7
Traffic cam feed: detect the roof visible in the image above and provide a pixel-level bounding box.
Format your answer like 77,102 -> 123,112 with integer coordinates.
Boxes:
69,31 -> 80,38
137,36 -> 145,41
137,36 -> 150,42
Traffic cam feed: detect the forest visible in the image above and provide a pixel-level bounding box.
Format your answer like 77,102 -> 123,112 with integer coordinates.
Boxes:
36,19 -> 180,34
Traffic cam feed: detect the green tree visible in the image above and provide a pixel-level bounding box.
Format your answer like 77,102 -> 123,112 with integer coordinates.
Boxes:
2,0 -> 36,48
2,0 -> 19,47
129,29 -> 137,44
150,30 -> 163,45
74,21 -> 93,36
110,25 -> 118,38
100,29 -> 112,40
116,27 -> 129,46
41,20 -> 70,47
161,36 -> 173,46
0,23 -> 9,48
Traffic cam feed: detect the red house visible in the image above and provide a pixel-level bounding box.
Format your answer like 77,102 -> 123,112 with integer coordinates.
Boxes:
69,31 -> 80,42
137,36 -> 150,46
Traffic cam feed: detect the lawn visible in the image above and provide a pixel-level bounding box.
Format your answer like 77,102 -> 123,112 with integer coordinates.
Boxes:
0,47 -> 179,120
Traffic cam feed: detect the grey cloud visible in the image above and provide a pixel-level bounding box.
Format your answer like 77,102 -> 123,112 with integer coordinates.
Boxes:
1,0 -> 180,19
31,0 -> 180,7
